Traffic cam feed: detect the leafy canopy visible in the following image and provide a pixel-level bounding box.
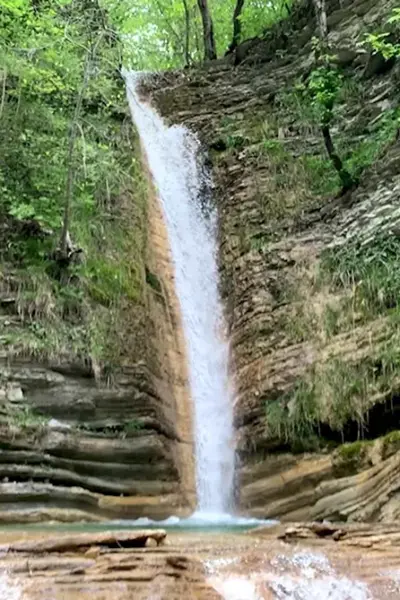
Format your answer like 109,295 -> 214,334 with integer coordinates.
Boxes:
107,0 -> 292,70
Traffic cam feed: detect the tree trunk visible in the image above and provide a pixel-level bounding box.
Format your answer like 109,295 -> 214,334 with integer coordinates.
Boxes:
321,125 -> 354,191
228,0 -> 245,53
59,54 -> 90,256
182,0 -> 191,66
312,0 -> 354,192
59,32 -> 103,257
197,0 -> 217,60
313,0 -> 328,39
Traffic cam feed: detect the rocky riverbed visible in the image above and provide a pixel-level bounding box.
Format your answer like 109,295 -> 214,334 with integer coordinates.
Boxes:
1,524 -> 400,599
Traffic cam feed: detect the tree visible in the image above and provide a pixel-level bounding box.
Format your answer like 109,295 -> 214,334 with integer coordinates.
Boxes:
197,0 -> 217,60
309,0 -> 354,192
182,0 -> 191,66
59,48 -> 93,260
307,59 -> 354,191
0,0 -> 126,262
312,0 -> 327,39
227,0 -> 245,53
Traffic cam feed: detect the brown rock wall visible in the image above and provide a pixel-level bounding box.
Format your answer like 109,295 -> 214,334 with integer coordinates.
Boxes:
145,0 -> 400,521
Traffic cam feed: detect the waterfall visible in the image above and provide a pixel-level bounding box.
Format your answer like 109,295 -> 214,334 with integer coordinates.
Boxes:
125,74 -> 235,517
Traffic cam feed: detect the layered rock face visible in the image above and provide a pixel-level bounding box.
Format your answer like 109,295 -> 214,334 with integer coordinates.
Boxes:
0,529 -> 221,600
146,0 -> 400,521
0,166 -> 195,522
2,0 -> 399,524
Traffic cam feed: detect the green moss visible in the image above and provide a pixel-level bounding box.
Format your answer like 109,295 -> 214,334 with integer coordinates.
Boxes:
384,430 -> 400,444
145,269 -> 163,294
122,419 -> 144,437
382,430 -> 400,458
337,440 -> 369,461
334,439 -> 373,476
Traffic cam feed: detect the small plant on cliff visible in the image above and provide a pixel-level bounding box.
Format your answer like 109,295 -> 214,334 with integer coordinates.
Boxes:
320,233 -> 400,318
6,406 -> 48,430
266,379 -> 321,451
363,8 -> 400,59
122,419 -> 144,437
302,40 -> 355,192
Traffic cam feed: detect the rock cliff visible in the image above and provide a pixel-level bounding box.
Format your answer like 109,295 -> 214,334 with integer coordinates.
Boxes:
0,144 -> 195,522
145,0 -> 400,521
2,0 -> 400,523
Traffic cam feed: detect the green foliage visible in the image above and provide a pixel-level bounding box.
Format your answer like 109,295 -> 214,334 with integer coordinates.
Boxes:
363,7 -> 400,59
109,0 -> 293,69
266,379 -> 320,451
275,80 -> 400,196
290,39 -> 343,129
307,61 -> 343,127
266,344 -> 400,451
321,360 -> 371,434
343,108 -> 400,180
320,233 -> 400,318
238,0 -> 293,43
6,405 -> 48,430
0,0 -> 147,371
1,0 -> 124,234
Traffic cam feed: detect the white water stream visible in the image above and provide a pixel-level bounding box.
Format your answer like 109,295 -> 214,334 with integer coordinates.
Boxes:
208,552 -> 373,600
125,73 -> 235,518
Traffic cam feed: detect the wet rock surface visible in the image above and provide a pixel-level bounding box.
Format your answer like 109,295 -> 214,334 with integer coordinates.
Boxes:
0,529 -> 220,600
1,527 -> 400,599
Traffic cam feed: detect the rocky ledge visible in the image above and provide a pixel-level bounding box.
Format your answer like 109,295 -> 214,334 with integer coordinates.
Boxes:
2,526 -> 400,599
0,359 -> 192,521
0,529 -> 220,600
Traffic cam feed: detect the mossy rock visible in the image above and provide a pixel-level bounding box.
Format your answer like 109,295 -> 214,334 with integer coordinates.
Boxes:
382,430 -> 400,459
333,440 -> 373,477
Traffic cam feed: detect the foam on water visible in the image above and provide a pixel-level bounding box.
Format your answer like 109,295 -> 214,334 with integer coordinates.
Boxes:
125,72 -> 235,516
0,573 -> 21,600
208,552 -> 372,600
269,575 -> 370,600
213,577 -> 261,600
116,512 -> 274,529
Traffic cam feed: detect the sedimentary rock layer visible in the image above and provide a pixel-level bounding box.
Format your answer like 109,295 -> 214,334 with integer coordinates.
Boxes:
145,0 -> 400,521
0,163 -> 195,522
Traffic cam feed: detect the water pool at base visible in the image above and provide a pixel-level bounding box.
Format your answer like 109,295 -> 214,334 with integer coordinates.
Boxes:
0,513 -> 276,534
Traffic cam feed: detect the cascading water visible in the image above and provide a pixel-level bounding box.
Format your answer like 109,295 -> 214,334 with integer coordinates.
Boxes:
125,73 -> 235,518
